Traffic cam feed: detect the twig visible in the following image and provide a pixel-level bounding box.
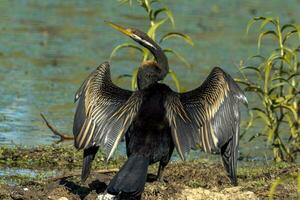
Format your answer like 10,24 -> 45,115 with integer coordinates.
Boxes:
40,113 -> 74,141
45,168 -> 119,183
93,169 -> 119,174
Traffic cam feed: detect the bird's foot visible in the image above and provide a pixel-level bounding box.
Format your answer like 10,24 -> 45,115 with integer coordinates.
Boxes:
97,193 -> 117,200
147,173 -> 166,183
146,173 -> 158,182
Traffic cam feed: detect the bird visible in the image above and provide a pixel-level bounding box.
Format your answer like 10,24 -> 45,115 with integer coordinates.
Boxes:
72,22 -> 247,199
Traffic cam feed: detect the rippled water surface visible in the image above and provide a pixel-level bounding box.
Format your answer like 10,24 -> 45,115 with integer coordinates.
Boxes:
0,0 -> 299,160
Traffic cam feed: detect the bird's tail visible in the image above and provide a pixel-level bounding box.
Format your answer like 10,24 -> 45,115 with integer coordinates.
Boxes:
81,146 -> 99,182
106,155 -> 149,198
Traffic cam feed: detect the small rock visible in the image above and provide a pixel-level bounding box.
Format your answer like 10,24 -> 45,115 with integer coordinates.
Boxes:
97,193 -> 117,200
57,197 -> 68,200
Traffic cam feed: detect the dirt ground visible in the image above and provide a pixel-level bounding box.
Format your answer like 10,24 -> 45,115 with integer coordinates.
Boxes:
0,146 -> 299,199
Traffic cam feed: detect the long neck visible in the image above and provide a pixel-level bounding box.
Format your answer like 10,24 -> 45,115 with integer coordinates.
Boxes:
144,38 -> 169,80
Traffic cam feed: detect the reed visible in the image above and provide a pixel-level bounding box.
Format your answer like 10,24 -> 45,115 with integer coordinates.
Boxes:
236,17 -> 300,162
112,0 -> 194,91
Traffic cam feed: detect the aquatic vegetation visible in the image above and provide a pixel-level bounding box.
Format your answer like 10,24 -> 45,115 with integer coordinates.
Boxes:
0,145 -> 125,170
112,0 -> 194,91
237,17 -> 300,162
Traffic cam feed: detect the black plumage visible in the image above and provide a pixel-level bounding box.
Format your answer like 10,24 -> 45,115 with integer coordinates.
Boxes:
72,22 -> 247,199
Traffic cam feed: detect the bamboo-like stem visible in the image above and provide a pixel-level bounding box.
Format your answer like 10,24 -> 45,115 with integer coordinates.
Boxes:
275,18 -> 285,161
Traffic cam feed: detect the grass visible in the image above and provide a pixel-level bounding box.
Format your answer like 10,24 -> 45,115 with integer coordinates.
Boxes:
0,145 -> 125,170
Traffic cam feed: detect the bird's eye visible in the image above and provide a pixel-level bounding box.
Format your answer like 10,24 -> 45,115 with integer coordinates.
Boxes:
154,66 -> 160,72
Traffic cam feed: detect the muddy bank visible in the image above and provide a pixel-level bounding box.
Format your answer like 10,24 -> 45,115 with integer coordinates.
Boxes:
0,146 -> 298,199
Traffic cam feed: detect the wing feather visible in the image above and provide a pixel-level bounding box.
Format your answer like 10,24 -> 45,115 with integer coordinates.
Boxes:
73,62 -> 142,160
165,67 -> 247,159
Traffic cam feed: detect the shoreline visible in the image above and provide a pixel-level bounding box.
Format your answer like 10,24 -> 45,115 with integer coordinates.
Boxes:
0,145 -> 298,199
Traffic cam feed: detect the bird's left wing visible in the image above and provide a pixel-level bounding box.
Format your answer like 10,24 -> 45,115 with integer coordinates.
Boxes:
73,62 -> 142,161
164,67 -> 247,160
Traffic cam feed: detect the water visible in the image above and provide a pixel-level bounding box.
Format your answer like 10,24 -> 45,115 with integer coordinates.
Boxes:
0,0 -> 299,158
0,167 -> 59,185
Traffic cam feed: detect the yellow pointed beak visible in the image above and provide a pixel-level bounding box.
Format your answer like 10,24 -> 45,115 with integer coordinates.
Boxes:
106,21 -> 133,37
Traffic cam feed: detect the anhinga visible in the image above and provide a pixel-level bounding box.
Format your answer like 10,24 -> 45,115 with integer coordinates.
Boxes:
73,22 -> 247,199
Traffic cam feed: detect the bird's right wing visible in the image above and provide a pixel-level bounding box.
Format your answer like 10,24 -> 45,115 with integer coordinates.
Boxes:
73,62 -> 142,161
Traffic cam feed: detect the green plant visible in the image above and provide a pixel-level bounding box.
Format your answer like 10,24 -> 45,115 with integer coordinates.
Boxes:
236,17 -> 300,162
112,0 -> 194,91
268,171 -> 300,200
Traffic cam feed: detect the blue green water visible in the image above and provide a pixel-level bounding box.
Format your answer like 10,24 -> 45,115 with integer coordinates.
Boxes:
0,0 -> 299,160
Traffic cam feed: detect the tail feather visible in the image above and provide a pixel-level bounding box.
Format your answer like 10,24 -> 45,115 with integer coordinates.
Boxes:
107,155 -> 149,197
81,146 -> 99,182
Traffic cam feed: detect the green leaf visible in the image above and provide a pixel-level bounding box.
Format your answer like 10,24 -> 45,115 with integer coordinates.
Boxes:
283,30 -> 297,44
164,48 -> 192,68
150,0 -> 161,5
131,67 -> 139,90
154,7 -> 175,27
266,50 -> 291,67
246,17 -> 276,34
263,61 -> 273,93
281,24 -> 300,38
110,43 -> 145,59
159,32 -> 194,46
245,85 -> 264,95
268,82 -> 289,95
240,66 -> 263,80
147,18 -> 168,39
252,107 -> 271,126
270,77 -> 296,92
248,132 -> 264,142
234,79 -> 251,87
278,104 -> 298,121
249,55 -> 266,61
139,0 -> 151,12
259,17 -> 277,31
288,72 -> 300,80
246,17 -> 266,34
169,70 -> 181,92
281,24 -> 295,32
282,46 -> 297,58
257,30 -> 278,50
271,76 -> 288,83
240,66 -> 260,73
118,0 -> 132,6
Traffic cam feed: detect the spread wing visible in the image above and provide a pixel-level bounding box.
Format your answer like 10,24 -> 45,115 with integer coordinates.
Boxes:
73,62 -> 142,160
165,67 -> 247,160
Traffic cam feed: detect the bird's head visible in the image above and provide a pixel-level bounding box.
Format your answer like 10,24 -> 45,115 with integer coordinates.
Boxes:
107,21 -> 169,89
137,60 -> 162,89
107,22 -> 158,52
